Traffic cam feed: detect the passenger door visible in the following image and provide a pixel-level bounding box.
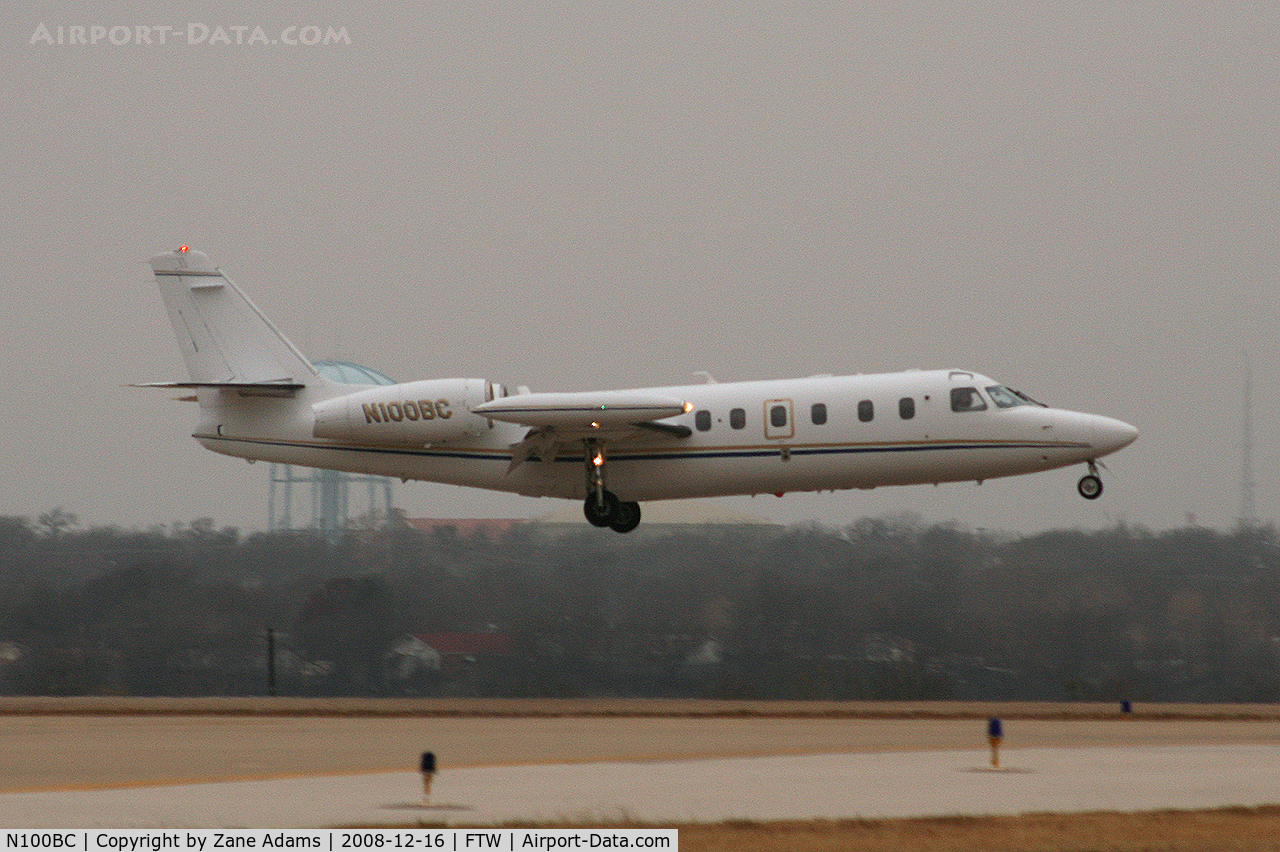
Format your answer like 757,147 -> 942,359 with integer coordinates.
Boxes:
763,399 -> 794,440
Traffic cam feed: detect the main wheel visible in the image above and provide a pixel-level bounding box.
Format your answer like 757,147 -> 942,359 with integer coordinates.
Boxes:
609,501 -> 641,533
1077,474 -> 1103,500
583,490 -> 620,527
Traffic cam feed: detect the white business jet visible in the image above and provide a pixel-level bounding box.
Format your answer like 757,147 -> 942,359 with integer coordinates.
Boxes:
140,247 -> 1137,533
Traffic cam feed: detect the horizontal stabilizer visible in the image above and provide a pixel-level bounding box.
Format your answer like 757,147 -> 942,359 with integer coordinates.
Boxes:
131,378 -> 302,388
133,380 -> 304,389
132,379 -> 303,398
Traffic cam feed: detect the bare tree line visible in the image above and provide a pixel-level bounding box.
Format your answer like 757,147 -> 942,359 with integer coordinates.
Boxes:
1,509 -> 1278,702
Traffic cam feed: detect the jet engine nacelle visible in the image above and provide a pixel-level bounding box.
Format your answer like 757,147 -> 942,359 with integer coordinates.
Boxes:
312,379 -> 491,446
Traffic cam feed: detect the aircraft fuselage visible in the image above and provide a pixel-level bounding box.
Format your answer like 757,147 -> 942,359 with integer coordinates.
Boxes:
189,369 -> 1134,502
143,247 -> 1137,532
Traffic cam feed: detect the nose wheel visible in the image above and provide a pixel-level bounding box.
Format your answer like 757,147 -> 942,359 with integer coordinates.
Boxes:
1077,461 -> 1103,500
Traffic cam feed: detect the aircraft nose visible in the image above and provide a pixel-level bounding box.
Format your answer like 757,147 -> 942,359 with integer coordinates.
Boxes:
1092,416 -> 1139,455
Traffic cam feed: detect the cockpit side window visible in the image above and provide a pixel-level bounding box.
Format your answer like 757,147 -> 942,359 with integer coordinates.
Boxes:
950,387 -> 988,412
985,385 -> 1025,409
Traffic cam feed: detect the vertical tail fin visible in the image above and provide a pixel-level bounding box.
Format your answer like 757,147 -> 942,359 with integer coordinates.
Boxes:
149,247 -> 318,385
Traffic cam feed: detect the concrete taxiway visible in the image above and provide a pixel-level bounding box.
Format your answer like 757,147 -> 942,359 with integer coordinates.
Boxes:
3,706 -> 1280,828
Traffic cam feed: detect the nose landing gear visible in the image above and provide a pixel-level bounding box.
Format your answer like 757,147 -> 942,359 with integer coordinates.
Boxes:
1077,460 -> 1103,500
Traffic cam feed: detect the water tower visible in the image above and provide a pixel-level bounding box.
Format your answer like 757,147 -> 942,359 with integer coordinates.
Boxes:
267,359 -> 397,535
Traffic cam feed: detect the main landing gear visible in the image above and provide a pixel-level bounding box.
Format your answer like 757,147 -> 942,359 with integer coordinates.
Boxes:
1077,460 -> 1103,500
582,440 -> 642,533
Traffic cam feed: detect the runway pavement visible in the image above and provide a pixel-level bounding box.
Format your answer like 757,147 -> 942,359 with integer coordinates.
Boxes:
3,711 -> 1280,828
5,745 -> 1280,828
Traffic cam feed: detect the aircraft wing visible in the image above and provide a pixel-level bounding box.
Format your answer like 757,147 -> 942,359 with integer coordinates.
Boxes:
472,391 -> 690,430
473,391 -> 693,471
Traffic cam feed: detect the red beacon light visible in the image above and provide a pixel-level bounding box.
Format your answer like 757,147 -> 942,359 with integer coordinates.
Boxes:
178,245 -> 189,253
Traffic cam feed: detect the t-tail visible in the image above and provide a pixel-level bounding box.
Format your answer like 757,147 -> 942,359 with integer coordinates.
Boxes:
139,247 -> 494,474
143,246 -> 321,391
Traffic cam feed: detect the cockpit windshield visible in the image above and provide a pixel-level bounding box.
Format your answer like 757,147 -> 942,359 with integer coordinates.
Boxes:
985,385 -> 1026,409
1012,388 -> 1047,407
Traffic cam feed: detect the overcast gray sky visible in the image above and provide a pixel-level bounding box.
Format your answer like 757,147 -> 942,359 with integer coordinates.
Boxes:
3,3 -> 1277,534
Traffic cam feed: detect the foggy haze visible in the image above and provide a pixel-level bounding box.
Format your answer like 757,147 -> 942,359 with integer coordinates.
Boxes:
3,4 -> 1276,534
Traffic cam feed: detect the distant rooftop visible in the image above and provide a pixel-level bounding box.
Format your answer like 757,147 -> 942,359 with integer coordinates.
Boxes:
408,508 -> 782,540
408,518 -> 526,538
533,500 -> 781,527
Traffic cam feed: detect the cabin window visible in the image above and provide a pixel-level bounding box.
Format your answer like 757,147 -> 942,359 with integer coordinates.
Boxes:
770,404 -> 788,428
950,387 -> 988,412
811,403 -> 827,425
857,399 -> 874,422
899,397 -> 915,419
695,409 -> 712,431
729,408 -> 745,429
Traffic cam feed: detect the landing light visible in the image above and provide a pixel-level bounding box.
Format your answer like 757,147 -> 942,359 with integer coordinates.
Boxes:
593,453 -> 604,467
683,401 -> 694,413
